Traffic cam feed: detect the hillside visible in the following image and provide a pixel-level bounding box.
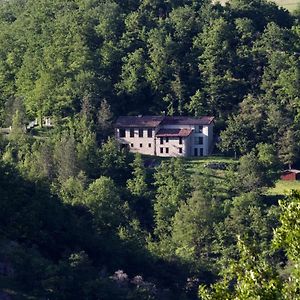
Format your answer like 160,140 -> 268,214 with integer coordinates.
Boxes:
1,0 -> 300,299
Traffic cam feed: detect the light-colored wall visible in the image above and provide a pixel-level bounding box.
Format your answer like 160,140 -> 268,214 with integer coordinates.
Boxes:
207,124 -> 214,154
192,126 -> 206,156
117,128 -> 155,155
116,123 -> 214,157
190,124 -> 214,156
155,136 -> 187,157
161,124 -> 209,157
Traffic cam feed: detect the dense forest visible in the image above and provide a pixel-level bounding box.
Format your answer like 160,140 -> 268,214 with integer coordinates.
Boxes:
1,0 -> 300,299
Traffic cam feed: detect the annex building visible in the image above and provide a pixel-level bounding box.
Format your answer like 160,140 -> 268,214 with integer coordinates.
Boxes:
115,115 -> 214,157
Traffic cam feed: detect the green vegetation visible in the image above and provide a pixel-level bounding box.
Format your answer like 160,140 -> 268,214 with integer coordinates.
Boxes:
0,0 -> 300,299
269,180 -> 300,195
185,156 -> 238,172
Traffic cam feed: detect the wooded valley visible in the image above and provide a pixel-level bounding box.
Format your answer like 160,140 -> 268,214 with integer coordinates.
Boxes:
1,0 -> 300,299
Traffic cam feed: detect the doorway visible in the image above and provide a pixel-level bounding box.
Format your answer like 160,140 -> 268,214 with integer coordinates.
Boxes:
194,148 -> 198,156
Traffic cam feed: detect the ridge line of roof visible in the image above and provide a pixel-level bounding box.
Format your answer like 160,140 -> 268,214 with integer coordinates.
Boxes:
115,115 -> 215,127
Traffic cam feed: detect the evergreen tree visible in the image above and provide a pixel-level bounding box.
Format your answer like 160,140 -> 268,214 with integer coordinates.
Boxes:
153,158 -> 191,238
127,153 -> 148,198
9,109 -> 26,144
171,173 -> 223,267
53,131 -> 78,183
97,98 -> 113,140
278,129 -> 298,170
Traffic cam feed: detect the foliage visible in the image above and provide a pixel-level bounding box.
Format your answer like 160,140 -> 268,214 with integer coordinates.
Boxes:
0,0 -> 295,126
153,158 -> 191,238
0,0 -> 300,298
227,149 -> 280,195
273,191 -> 300,299
53,131 -> 78,183
99,137 -> 131,184
171,172 -> 224,268
127,153 -> 149,198
83,176 -> 125,232
97,98 -> 114,140
199,237 -> 283,300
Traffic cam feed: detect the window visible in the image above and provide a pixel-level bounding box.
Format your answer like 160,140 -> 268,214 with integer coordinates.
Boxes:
119,129 -> 126,138
195,126 -> 203,133
130,128 -> 135,137
147,129 -> 153,138
140,143 -> 143,148
195,137 -> 203,145
166,137 -> 169,143
131,143 -> 134,147
139,129 -> 143,137
160,148 -> 163,154
166,148 -> 169,154
160,138 -> 163,144
199,148 -> 204,156
179,137 -> 183,145
148,143 -> 151,148
179,148 -> 183,154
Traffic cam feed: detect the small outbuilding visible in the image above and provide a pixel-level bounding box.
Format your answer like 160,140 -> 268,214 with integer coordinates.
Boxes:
280,169 -> 300,181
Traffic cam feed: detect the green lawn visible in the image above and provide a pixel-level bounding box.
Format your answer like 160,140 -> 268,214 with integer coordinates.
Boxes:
186,155 -> 237,164
269,180 -> 300,196
184,156 -> 238,173
142,154 -> 237,176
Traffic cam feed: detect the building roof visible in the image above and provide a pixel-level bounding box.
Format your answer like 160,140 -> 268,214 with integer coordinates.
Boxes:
161,116 -> 215,126
115,115 -> 214,127
282,169 -> 300,174
156,128 -> 193,138
115,116 -> 165,128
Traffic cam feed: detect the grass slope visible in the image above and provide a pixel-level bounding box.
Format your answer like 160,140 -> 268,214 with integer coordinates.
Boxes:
215,0 -> 300,11
275,0 -> 300,11
184,157 -> 300,198
269,180 -> 300,196
184,156 -> 237,174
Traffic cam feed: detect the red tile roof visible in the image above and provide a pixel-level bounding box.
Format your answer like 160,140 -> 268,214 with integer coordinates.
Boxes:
115,116 -> 214,127
156,128 -> 193,137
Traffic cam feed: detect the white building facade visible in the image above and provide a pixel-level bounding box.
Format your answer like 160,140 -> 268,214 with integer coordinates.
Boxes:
115,116 -> 214,157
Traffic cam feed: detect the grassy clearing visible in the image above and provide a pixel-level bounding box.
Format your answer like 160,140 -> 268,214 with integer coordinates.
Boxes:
269,180 -> 300,196
143,153 -> 300,199
142,154 -> 237,177
186,155 -> 237,165
184,156 -> 238,174
275,0 -> 300,11
30,127 -> 54,138
215,0 -> 300,11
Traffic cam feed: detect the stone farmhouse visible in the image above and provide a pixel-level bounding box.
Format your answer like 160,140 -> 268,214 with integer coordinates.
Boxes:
115,115 -> 215,157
